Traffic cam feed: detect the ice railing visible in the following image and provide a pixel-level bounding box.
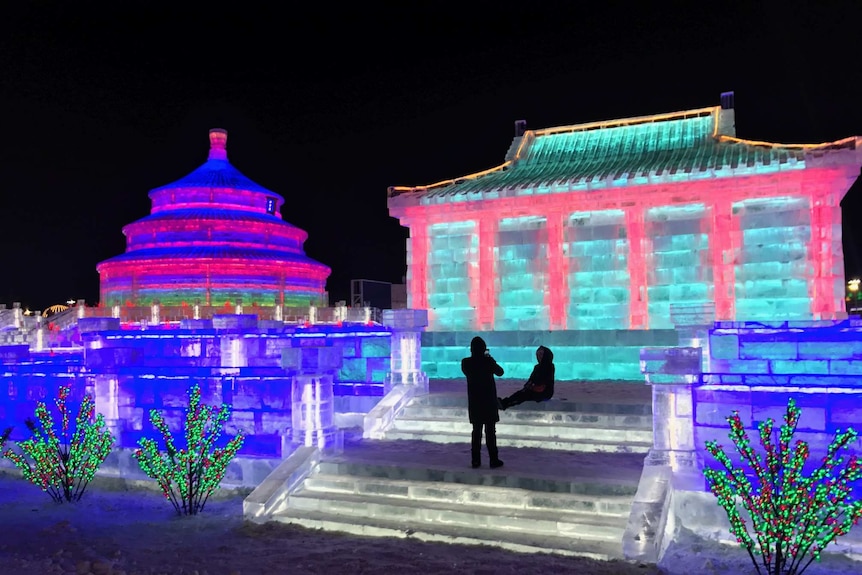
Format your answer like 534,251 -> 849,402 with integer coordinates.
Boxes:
45,302 -> 383,328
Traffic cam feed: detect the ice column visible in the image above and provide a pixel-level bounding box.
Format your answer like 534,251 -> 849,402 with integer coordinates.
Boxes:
640,347 -> 703,480
12,302 -> 22,329
282,344 -> 343,453
625,208 -> 649,329
669,302 -> 715,374
92,375 -> 121,438
381,309 -> 429,394
624,346 -> 704,562
34,313 -> 44,351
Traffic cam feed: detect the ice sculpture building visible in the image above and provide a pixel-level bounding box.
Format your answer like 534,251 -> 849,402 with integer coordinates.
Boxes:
388,95 -> 862,332
98,129 -> 330,307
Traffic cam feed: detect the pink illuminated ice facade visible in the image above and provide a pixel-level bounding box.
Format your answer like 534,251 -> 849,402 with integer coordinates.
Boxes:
389,98 -> 862,333
97,129 -> 330,307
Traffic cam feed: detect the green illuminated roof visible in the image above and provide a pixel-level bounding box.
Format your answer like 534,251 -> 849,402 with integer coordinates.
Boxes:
389,105 -> 859,205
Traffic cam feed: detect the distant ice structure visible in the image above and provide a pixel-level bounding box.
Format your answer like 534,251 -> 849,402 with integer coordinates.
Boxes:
97,129 -> 330,308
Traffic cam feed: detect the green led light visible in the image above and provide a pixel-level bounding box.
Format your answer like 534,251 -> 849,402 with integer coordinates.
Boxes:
1,385 -> 115,503
133,384 -> 245,516
705,398 -> 862,575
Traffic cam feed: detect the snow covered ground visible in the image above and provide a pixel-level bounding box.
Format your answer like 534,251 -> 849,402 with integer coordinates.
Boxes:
1,379 -> 861,574
0,471 -> 659,575
2,468 -> 860,575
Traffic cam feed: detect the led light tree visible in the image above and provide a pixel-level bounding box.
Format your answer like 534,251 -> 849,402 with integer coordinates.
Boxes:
705,398 -> 862,575
2,385 -> 114,502
134,384 -> 244,516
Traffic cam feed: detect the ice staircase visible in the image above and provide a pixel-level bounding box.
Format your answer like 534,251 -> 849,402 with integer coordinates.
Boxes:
247,387 -> 653,559
260,441 -> 645,559
380,392 -> 653,454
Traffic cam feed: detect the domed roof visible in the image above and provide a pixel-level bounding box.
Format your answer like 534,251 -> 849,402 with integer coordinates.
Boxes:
148,129 -> 285,200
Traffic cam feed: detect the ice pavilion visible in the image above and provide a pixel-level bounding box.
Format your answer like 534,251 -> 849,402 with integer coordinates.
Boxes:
388,93 -> 862,379
97,129 -> 330,308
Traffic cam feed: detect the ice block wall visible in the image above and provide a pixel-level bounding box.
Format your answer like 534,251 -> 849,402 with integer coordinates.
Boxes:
734,197 -> 813,320
694,319 -> 862,476
567,210 -> 629,330
495,217 -> 548,331
422,328 -> 679,381
427,221 -> 476,330
646,204 -> 711,329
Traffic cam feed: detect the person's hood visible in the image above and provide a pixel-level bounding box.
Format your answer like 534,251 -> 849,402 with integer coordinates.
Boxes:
470,336 -> 487,356
538,345 -> 554,364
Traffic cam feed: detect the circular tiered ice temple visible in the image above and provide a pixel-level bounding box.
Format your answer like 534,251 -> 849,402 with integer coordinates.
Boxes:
97,129 -> 330,307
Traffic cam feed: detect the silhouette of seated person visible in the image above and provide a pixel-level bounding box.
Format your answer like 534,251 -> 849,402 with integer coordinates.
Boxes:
499,346 -> 554,409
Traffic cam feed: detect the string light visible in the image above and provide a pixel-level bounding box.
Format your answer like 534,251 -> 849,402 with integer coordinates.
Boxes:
704,398 -> 862,575
1,385 -> 115,503
133,384 -> 245,516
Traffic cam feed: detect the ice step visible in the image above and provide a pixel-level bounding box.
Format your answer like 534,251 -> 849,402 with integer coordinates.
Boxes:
382,429 -> 652,454
317,459 -> 640,497
303,473 -> 634,516
409,393 -> 652,416
271,508 -> 623,560
389,417 -> 653,443
402,405 -> 653,428
286,490 -> 628,542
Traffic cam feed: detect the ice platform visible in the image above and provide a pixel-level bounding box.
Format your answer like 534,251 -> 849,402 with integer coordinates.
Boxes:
247,381 -> 652,560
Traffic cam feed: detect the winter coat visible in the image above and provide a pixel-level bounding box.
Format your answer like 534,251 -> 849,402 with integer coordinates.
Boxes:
461,336 -> 504,424
525,346 -> 555,400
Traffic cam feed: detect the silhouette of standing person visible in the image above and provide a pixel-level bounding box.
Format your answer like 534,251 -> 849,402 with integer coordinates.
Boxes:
461,336 -> 504,469
499,346 -> 555,409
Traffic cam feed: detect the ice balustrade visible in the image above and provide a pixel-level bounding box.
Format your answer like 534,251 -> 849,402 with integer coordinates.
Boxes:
36,302 -> 380,331
1,308 -> 429,459
283,345 -> 343,453
364,309 -> 430,439
632,317 -> 862,562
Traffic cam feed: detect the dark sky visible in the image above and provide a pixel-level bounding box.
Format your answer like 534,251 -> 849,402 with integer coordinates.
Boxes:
2,1 -> 861,311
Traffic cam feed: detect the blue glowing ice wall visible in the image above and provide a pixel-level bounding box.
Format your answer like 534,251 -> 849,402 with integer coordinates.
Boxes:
697,318 -> 862,467
642,318 -> 862,480
389,98 -> 862,380
0,316 -> 396,461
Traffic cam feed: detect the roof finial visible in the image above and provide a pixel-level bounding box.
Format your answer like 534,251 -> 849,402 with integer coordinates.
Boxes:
208,128 -> 228,160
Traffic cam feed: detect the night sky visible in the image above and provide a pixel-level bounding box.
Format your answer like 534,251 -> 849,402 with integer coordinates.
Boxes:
2,2 -> 861,312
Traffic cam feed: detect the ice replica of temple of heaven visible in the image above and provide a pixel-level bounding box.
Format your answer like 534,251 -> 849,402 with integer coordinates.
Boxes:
97,129 -> 330,308
389,93 -> 862,380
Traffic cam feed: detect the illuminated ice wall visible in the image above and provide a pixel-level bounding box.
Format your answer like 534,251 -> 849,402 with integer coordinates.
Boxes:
389,97 -> 862,333
98,129 -> 330,307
